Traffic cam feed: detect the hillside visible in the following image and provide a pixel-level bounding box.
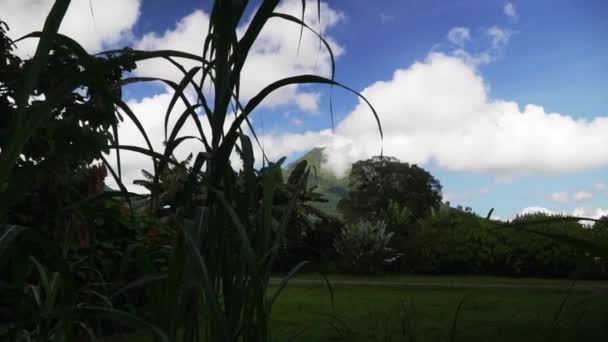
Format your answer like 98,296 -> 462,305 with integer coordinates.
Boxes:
284,147 -> 348,215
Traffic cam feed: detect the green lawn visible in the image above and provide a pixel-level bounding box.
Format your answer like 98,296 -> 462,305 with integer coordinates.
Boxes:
106,276 -> 608,342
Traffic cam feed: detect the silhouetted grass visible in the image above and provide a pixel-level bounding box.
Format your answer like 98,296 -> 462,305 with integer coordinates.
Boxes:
104,276 -> 608,342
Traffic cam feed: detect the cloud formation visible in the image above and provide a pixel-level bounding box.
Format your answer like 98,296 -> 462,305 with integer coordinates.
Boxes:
550,192 -> 569,204
133,0 -> 343,112
573,191 -> 593,202
573,207 -> 608,220
549,188 -> 598,204
447,24 -> 512,66
504,3 -> 517,18
0,0 -> 140,55
521,206 -> 608,220
485,26 -> 512,48
259,51 -> 608,178
447,27 -> 471,47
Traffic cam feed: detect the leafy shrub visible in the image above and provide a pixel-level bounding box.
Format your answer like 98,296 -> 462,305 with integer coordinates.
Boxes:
401,210 -> 604,278
276,217 -> 341,273
334,220 -> 400,274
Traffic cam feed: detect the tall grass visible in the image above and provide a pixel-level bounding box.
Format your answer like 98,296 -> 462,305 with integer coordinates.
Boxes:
103,1 -> 380,341
1,0 -> 380,341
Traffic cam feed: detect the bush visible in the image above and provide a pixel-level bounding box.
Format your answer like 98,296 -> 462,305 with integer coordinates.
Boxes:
334,220 -> 400,274
275,218 -> 341,274
401,210 -> 604,278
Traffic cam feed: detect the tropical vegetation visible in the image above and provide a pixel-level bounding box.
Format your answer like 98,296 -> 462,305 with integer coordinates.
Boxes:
0,1 -> 606,341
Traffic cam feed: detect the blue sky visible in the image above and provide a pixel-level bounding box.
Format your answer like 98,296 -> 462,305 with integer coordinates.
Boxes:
2,0 -> 607,219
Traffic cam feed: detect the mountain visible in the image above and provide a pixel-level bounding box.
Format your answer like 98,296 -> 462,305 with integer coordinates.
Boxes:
284,147 -> 348,215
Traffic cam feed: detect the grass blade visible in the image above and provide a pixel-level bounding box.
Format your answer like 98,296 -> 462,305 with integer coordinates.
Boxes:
267,260 -> 309,311
181,222 -> 230,342
74,307 -> 171,342
449,294 -> 469,342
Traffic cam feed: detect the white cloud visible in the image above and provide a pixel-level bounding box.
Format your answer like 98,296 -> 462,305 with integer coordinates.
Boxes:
255,52 -> 608,177
447,25 -> 511,67
573,190 -> 593,202
550,190 -> 593,204
550,192 -> 569,204
504,3 -> 517,18
290,117 -> 304,126
520,206 -> 559,216
485,26 -> 512,48
256,130 -> 334,162
447,27 -> 471,48
451,49 -> 493,67
594,182 -> 606,192
0,0 -> 140,55
133,0 -> 343,112
519,206 -> 608,223
573,207 -> 608,220
294,93 -> 321,113
491,215 -> 506,221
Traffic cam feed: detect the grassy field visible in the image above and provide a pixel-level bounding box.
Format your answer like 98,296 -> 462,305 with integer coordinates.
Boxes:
106,275 -> 608,342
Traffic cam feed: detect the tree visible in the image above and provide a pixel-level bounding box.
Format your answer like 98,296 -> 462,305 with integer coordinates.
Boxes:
338,156 -> 442,222
1,19 -> 134,231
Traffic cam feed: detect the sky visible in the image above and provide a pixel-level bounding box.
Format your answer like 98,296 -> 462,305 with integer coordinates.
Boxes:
1,0 -> 607,220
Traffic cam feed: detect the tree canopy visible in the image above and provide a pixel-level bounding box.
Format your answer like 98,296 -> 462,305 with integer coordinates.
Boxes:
338,155 -> 442,222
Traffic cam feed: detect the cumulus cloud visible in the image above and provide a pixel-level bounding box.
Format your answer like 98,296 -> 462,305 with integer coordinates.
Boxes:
259,51 -> 608,177
112,26 -> 608,184
573,207 -> 608,220
550,192 -> 569,204
504,3 -> 517,18
520,206 -> 589,217
485,26 -> 512,48
447,25 -> 511,67
133,0 -> 343,112
550,190 -> 594,203
573,190 -> 593,202
447,27 -> 471,47
519,206 -> 608,223
0,0 -> 140,55
520,206 -> 559,216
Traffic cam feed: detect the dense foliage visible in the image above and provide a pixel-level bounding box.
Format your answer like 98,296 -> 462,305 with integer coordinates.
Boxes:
338,156 -> 442,222
0,18 -> 168,340
401,211 -> 604,277
0,17 -> 136,247
283,201 -> 608,278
